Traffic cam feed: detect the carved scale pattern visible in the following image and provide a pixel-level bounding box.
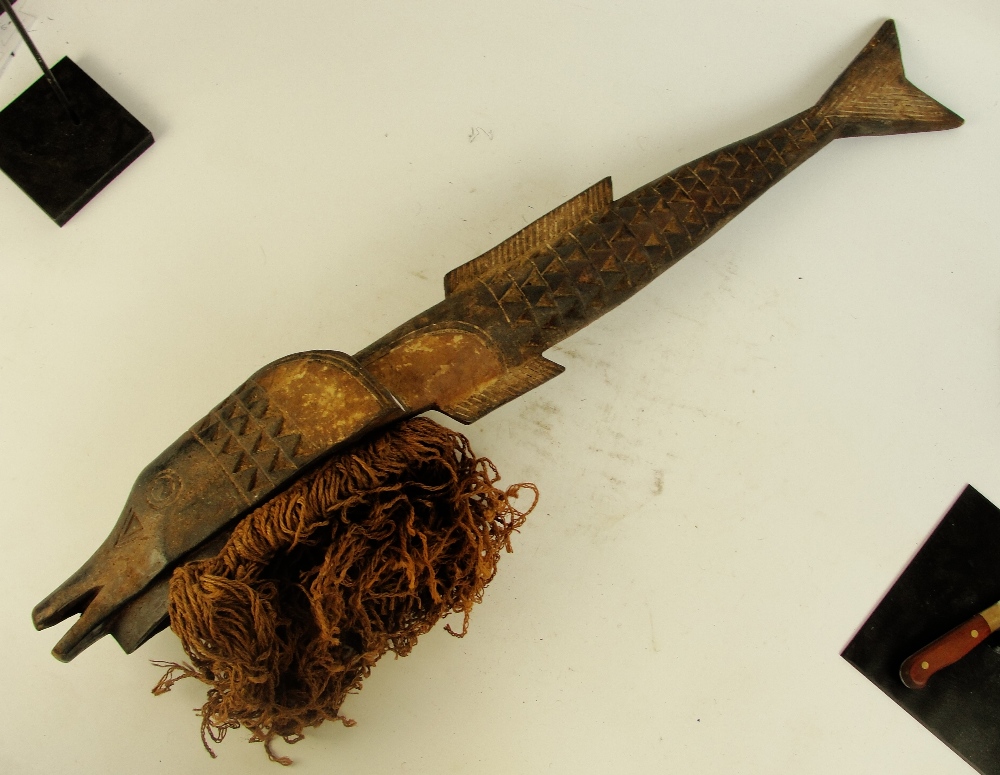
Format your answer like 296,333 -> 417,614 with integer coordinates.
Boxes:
191,381 -> 310,503
478,109 -> 837,353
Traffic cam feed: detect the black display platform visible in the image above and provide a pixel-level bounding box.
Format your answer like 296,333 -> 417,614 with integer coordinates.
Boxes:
843,485 -> 1000,775
0,56 -> 153,225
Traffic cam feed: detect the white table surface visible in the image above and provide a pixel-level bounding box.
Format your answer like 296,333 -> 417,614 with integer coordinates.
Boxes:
2,1 -> 998,772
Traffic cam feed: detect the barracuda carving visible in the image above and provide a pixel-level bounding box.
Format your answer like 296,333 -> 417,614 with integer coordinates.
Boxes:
34,20 -> 962,661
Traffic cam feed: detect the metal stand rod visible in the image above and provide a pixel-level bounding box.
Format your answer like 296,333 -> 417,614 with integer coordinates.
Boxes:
0,0 -> 79,123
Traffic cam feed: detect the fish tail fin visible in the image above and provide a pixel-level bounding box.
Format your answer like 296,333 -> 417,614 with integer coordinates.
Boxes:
816,20 -> 963,137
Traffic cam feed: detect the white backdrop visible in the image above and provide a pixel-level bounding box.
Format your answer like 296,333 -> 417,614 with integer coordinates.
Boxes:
2,2 -> 998,773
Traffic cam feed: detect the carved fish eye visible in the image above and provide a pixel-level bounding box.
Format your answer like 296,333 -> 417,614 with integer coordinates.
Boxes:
146,469 -> 182,509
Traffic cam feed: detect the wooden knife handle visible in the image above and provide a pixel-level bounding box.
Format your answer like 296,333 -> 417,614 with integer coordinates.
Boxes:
900,613 -> 992,689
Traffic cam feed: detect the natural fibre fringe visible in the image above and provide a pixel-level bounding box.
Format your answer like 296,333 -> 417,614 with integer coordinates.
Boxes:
153,416 -> 535,764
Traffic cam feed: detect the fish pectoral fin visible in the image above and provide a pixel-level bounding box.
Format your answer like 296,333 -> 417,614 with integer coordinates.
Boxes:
444,177 -> 613,296
437,356 -> 565,424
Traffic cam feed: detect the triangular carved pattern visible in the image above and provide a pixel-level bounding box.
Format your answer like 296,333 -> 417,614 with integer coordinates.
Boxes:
629,111 -> 830,249
476,108 -> 834,353
114,509 -> 143,547
191,380 -> 308,499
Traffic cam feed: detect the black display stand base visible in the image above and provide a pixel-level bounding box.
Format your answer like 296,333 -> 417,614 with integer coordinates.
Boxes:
0,56 -> 153,225
843,485 -> 1000,775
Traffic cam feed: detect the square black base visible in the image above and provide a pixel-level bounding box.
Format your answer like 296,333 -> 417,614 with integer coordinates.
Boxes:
843,486 -> 1000,775
0,56 -> 153,225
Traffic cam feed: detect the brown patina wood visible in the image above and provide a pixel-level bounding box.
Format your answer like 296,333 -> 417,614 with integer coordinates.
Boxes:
33,20 -> 962,662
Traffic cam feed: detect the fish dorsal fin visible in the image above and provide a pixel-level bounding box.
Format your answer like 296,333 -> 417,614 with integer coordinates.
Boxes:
444,177 -> 613,296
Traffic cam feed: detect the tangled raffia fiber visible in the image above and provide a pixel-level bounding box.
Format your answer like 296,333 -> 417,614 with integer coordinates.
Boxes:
152,416 -> 535,764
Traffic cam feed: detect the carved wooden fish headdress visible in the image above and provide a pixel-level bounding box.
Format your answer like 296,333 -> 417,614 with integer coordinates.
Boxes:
34,20 -> 961,665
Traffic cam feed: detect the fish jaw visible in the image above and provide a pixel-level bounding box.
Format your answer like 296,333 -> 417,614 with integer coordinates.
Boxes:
35,350 -> 406,661
32,429 -> 249,660
32,481 -> 171,661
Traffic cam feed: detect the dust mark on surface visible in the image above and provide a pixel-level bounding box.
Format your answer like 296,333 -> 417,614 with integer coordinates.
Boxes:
649,608 -> 660,652
409,269 -> 428,281
586,441 -> 632,462
521,398 -> 562,437
520,434 -> 557,461
671,401 -> 710,420
535,400 -> 559,416
603,473 -> 625,490
601,509 -> 630,531
653,470 -> 664,496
